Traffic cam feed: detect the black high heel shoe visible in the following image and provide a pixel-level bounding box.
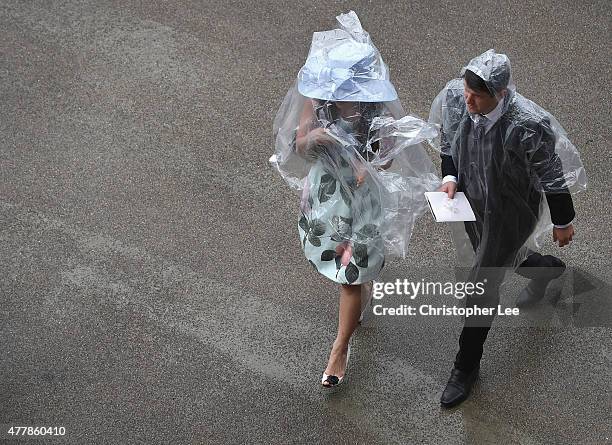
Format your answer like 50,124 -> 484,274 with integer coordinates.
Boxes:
321,345 -> 351,388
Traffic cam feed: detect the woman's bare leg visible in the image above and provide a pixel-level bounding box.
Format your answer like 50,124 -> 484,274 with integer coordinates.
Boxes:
323,284 -> 361,382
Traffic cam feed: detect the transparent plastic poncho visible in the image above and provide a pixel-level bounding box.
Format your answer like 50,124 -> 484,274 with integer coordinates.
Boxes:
429,49 -> 587,271
270,11 -> 440,285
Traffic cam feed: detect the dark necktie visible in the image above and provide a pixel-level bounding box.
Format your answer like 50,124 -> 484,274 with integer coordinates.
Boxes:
473,116 -> 488,141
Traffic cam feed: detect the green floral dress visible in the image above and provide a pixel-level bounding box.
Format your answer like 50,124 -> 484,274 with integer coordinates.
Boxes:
298,121 -> 385,285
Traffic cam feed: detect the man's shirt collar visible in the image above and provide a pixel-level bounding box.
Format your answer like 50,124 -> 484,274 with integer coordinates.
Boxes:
469,97 -> 505,133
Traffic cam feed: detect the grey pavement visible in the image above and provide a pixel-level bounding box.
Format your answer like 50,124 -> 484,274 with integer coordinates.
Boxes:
1,1 -> 611,444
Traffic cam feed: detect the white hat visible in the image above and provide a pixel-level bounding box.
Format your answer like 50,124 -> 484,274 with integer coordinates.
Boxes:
297,11 -> 398,102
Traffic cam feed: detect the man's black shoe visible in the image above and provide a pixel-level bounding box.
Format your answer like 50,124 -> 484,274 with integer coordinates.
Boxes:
440,367 -> 479,408
516,256 -> 566,308
516,280 -> 548,307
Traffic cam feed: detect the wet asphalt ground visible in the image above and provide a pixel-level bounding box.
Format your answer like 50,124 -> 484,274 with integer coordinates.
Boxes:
1,1 -> 611,444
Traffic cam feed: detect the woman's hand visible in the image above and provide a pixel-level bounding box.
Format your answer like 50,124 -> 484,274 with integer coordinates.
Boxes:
308,127 -> 335,146
296,127 -> 335,158
355,161 -> 370,187
336,242 -> 353,266
295,100 -> 336,157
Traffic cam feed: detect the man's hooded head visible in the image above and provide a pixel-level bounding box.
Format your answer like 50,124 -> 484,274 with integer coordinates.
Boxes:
461,49 -> 512,98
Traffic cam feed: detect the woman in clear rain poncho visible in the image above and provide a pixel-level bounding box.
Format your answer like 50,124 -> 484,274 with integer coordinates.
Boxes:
270,11 -> 439,388
429,49 -> 587,408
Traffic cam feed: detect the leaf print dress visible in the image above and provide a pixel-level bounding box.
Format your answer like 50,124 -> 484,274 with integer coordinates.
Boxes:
298,118 -> 385,285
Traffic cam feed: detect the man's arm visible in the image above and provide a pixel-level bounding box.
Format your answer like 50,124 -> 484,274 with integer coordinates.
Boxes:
526,118 -> 575,246
526,119 -> 575,225
440,129 -> 458,197
436,85 -> 463,197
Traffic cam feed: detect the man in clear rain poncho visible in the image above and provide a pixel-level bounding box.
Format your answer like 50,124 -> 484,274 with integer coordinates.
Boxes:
429,49 -> 587,407
270,11 -> 439,388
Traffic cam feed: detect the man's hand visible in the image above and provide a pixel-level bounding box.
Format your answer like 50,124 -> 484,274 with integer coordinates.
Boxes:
553,224 -> 574,247
439,181 -> 457,199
